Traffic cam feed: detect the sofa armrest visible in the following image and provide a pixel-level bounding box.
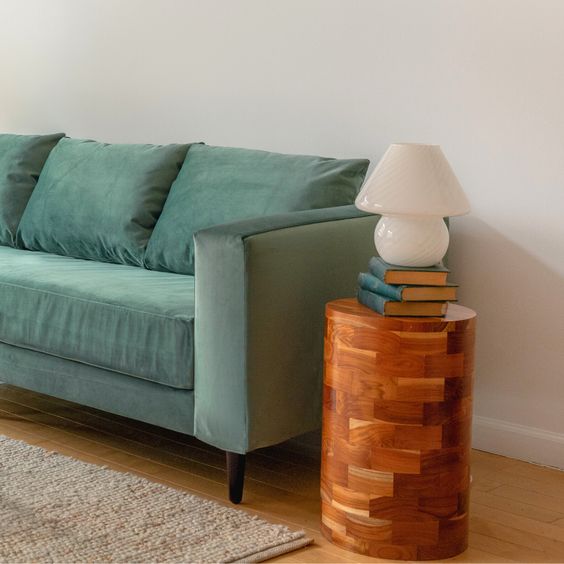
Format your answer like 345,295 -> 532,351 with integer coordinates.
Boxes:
193,205 -> 379,454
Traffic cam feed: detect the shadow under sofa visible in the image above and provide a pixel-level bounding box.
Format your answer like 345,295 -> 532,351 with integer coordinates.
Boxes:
0,134 -> 377,502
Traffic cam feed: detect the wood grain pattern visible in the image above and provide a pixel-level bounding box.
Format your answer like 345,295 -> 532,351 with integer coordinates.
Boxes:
321,299 -> 477,561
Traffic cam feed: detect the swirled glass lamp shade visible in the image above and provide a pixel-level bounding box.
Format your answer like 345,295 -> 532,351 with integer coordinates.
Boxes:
355,144 -> 470,267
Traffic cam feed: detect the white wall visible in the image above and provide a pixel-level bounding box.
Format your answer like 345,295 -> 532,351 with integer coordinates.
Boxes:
1,0 -> 563,467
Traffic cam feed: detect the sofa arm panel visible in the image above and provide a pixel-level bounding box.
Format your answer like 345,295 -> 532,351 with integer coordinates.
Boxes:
193,205 -> 378,453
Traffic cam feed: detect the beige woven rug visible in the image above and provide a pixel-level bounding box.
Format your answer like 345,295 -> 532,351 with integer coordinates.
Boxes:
0,436 -> 312,563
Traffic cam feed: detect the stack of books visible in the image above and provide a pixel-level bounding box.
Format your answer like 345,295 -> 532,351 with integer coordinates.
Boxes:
357,257 -> 457,317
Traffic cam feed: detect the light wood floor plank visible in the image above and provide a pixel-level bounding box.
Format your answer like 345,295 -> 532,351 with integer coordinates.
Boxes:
470,488 -> 564,524
472,502 -> 564,542
487,470 -> 564,501
468,531 -> 553,563
488,484 -> 564,515
470,515 -> 564,560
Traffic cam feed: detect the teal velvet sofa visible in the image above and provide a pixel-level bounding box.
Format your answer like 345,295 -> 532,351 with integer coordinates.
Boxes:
0,133 -> 378,502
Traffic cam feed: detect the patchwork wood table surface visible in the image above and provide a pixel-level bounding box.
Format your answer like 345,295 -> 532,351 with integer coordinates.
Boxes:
321,298 -> 476,561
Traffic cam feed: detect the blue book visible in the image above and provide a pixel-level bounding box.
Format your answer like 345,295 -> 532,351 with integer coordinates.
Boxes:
358,272 -> 457,302
358,272 -> 402,301
357,289 -> 448,317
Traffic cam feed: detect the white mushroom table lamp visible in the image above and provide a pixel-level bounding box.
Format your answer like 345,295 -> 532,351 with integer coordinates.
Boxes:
355,144 -> 470,267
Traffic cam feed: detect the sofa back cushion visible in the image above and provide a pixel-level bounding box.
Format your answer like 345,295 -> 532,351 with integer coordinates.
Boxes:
145,144 -> 370,274
0,132 -> 64,247
17,137 -> 190,266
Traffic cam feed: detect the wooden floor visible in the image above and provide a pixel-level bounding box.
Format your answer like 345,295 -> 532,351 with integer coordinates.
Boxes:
1,384 -> 563,563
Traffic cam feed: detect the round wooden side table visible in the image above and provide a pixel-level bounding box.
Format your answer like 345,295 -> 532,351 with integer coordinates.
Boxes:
321,298 -> 476,561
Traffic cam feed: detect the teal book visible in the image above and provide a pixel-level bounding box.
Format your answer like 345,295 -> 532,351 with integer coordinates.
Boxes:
368,257 -> 449,286
357,288 -> 392,315
358,272 -> 402,301
357,288 -> 448,317
358,272 -> 458,302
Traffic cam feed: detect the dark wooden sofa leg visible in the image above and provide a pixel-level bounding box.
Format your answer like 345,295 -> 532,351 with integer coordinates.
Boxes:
226,452 -> 246,504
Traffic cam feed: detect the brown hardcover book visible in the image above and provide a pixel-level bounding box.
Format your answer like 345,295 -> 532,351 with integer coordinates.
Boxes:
358,272 -> 457,301
358,290 -> 448,317
382,300 -> 448,317
369,257 -> 449,286
401,285 -> 457,301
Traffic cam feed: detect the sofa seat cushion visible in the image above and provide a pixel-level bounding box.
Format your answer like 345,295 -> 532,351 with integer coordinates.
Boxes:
0,246 -> 195,389
144,144 -> 370,274
17,138 -> 190,267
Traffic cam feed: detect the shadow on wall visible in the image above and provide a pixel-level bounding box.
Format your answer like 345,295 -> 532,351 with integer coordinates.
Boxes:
448,217 -> 564,433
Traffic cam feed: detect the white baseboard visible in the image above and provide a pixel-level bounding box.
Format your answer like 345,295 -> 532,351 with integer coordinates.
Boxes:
473,415 -> 564,470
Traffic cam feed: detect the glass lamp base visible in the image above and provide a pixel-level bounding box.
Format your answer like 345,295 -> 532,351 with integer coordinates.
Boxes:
374,215 -> 449,267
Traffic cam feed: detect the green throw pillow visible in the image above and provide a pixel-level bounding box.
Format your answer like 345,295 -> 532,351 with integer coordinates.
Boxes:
17,138 -> 191,266
0,132 -> 64,247
145,144 -> 370,274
